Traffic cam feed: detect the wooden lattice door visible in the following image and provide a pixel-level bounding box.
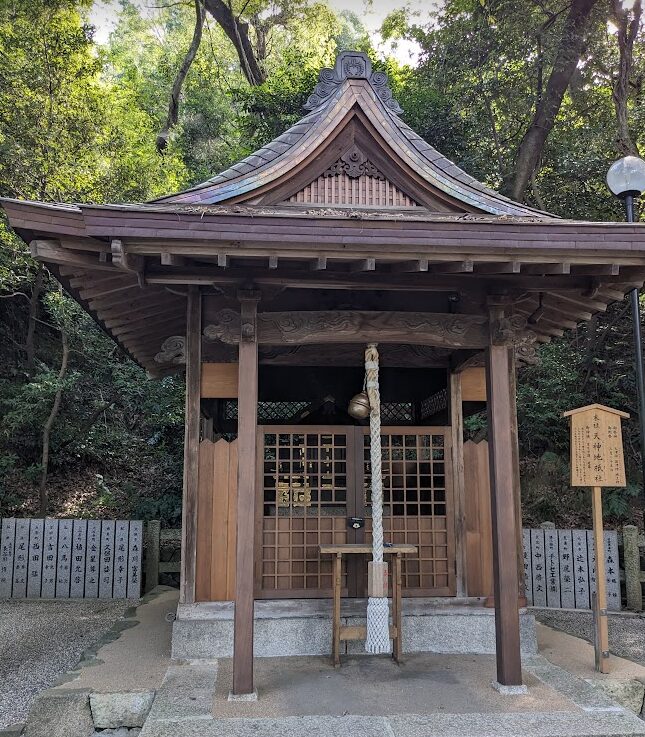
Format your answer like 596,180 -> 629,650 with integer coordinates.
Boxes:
361,428 -> 455,596
256,427 -> 358,598
256,426 -> 455,598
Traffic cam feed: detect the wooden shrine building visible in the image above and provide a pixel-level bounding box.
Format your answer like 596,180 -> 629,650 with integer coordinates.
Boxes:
3,52 -> 645,696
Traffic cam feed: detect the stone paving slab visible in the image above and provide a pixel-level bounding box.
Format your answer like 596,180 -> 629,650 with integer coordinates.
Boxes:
139,653 -> 645,737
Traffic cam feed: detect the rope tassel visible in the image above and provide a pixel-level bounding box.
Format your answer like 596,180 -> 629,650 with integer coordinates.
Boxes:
364,343 -> 391,654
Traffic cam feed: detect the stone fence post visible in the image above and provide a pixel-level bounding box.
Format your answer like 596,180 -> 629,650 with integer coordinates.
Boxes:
623,524 -> 642,612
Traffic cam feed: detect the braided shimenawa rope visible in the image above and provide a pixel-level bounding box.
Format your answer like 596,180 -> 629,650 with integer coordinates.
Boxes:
365,343 -> 390,654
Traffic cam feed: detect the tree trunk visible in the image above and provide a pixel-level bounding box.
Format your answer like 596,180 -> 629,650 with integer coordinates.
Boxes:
38,325 -> 69,516
25,263 -> 44,378
504,0 -> 598,202
157,0 -> 206,152
203,0 -> 266,86
611,0 -> 642,157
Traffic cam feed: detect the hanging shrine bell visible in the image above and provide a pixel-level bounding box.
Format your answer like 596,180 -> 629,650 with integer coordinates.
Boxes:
348,390 -> 370,419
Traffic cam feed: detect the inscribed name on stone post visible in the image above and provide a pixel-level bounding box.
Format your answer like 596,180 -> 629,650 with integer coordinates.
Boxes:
564,405 -> 628,488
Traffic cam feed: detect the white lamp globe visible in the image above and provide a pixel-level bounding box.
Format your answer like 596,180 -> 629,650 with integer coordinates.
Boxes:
606,155 -> 645,197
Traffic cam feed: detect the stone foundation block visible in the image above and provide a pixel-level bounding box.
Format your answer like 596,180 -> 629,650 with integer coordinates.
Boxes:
24,689 -> 93,737
90,691 -> 155,729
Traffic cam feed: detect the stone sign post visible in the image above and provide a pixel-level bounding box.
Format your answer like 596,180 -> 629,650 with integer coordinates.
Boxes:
563,403 -> 629,673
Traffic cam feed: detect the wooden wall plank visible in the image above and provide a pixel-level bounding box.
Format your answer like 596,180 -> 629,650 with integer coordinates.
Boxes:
210,439 -> 230,601
127,520 -> 143,598
70,520 -> 87,598
196,439 -> 215,601
42,519 -> 59,598
558,530 -> 575,609
0,519 -> 16,598
12,519 -> 30,598
99,520 -> 116,598
450,371 -> 467,597
461,367 -> 486,401
27,518 -> 44,598
201,363 -> 239,398
463,440 -> 493,598
85,520 -> 101,598
226,439 -> 238,600
113,521 -> 129,598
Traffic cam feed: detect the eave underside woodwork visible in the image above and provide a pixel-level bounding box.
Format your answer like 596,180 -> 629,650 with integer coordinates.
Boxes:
4,199 -> 644,375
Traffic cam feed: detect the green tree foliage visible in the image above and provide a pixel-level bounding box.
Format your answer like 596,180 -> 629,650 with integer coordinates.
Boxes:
0,0 -> 644,527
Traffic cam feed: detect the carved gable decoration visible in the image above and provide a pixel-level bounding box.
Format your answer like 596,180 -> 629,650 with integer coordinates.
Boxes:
288,145 -> 420,207
323,145 -> 384,179
304,51 -> 403,115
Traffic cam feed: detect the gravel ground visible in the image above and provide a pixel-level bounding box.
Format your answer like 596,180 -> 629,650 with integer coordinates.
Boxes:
0,599 -> 133,729
534,608 -> 645,666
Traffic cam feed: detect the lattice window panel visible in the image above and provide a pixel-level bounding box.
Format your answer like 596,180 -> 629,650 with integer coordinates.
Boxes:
260,430 -> 349,595
223,401 -> 311,423
381,402 -> 415,424
420,388 -> 448,419
363,431 -> 453,595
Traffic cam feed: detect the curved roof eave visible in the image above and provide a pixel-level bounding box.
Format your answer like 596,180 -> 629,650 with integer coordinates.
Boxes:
154,52 -> 555,219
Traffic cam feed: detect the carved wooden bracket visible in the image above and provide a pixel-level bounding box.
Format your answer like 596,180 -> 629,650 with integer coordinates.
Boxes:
490,313 -> 539,365
204,309 -> 489,349
154,335 -> 186,364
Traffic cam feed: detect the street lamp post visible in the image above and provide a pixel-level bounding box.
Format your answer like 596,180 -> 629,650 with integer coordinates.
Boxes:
607,155 -> 645,509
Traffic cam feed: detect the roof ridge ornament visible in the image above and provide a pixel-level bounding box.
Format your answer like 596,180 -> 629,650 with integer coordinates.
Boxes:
304,51 -> 403,115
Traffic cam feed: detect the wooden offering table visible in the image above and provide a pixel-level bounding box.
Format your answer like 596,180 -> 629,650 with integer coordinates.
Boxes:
319,543 -> 417,666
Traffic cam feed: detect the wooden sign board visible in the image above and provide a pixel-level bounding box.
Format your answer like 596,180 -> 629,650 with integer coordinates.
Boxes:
563,404 -> 629,488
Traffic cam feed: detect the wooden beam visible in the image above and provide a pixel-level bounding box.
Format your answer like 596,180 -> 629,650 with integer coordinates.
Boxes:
180,287 -> 202,605
30,239 -> 117,272
391,258 -> 429,273
475,262 -> 521,274
145,266 -> 600,293
111,239 -> 145,274
486,305 -> 523,687
161,253 -> 187,267
79,281 -> 140,301
233,289 -> 260,697
204,310 -> 490,349
351,258 -> 376,272
522,262 -> 570,275
104,305 -> 179,330
571,264 -> 620,276
432,260 -> 474,273
450,371 -> 467,597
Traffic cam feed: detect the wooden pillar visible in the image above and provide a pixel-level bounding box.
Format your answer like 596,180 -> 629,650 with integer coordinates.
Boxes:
486,307 -> 523,687
450,370 -> 467,597
232,290 -> 260,696
180,287 -> 202,605
508,356 -> 526,602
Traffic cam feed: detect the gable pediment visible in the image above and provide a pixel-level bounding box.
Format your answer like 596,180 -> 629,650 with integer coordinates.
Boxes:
285,143 -> 421,208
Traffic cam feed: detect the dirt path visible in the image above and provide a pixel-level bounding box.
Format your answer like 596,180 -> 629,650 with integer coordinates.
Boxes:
534,608 -> 645,666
